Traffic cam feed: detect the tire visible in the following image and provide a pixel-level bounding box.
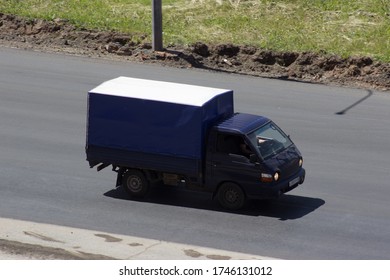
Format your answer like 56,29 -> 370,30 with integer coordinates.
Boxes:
217,182 -> 246,210
122,170 -> 149,198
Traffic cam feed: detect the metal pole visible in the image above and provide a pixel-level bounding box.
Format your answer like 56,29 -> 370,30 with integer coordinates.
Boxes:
152,0 -> 163,51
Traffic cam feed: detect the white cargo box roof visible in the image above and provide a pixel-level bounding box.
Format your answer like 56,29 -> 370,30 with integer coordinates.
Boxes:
89,76 -> 232,107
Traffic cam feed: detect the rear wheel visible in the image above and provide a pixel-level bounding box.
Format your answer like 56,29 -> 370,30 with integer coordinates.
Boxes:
122,170 -> 149,198
217,182 -> 245,210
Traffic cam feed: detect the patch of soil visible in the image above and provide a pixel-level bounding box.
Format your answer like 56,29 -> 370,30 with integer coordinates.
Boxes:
1,13 -> 389,91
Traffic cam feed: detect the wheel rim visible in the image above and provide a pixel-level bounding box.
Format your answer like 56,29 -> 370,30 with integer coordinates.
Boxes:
225,188 -> 239,204
218,183 -> 245,210
127,175 -> 142,193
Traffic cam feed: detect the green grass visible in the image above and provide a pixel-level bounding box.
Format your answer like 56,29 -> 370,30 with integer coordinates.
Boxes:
1,0 -> 389,61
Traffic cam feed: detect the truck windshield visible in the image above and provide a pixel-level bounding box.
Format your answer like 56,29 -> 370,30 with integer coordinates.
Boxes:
248,122 -> 293,160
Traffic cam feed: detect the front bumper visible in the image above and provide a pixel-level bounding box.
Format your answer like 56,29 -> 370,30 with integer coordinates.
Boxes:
247,167 -> 306,199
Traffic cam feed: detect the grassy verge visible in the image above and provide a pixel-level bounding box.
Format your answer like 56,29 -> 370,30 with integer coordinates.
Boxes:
1,0 -> 389,61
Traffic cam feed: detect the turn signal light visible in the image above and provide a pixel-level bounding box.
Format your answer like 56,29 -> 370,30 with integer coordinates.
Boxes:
261,173 -> 279,183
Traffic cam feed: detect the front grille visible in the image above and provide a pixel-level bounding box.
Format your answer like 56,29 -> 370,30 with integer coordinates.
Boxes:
281,158 -> 300,179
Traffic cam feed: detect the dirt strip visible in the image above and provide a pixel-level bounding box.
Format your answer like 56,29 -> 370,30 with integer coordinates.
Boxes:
1,13 -> 389,91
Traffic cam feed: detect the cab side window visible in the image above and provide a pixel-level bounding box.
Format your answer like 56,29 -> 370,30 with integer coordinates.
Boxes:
216,134 -> 251,157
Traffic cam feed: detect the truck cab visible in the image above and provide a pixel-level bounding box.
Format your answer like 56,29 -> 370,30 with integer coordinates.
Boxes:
205,113 -> 305,210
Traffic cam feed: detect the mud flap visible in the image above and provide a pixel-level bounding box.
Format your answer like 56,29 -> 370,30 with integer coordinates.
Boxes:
115,167 -> 125,187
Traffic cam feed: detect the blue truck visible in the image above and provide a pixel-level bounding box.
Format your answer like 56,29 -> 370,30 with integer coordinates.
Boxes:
86,77 -> 305,210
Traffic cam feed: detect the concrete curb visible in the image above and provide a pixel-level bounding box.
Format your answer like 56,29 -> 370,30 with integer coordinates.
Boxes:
0,217 -> 274,260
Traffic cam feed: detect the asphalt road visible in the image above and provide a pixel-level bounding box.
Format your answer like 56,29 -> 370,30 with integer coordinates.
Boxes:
1,47 -> 390,259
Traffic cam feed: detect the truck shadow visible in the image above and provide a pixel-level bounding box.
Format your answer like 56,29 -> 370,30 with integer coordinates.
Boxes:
245,195 -> 325,220
104,186 -> 324,220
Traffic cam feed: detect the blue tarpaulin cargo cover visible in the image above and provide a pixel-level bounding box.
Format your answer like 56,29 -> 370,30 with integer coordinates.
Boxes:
86,77 -> 234,174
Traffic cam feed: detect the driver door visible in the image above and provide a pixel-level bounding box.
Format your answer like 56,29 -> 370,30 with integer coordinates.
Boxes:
208,133 -> 260,189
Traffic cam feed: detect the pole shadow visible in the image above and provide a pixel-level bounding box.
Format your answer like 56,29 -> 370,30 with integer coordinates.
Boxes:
335,89 -> 373,115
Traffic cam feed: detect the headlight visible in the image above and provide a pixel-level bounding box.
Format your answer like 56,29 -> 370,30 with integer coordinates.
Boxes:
299,158 -> 303,167
273,172 -> 280,181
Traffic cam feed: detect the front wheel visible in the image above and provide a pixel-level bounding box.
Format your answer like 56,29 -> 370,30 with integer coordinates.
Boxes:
122,170 -> 149,198
217,182 -> 246,210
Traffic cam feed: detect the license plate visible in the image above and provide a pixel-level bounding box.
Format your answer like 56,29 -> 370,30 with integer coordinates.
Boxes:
289,177 -> 300,187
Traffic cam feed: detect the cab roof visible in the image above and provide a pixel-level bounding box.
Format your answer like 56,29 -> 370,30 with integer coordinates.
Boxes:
215,113 -> 270,134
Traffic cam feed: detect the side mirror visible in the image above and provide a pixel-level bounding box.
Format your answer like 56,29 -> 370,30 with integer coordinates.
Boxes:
249,154 -> 259,164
